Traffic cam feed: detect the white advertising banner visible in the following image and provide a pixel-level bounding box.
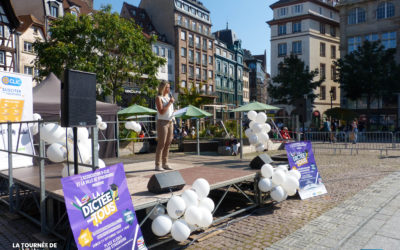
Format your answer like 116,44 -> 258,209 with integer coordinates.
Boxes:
0,71 -> 34,169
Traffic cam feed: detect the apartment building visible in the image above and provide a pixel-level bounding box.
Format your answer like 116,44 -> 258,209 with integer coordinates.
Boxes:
244,50 -> 268,104
242,65 -> 250,104
0,0 -> 20,72
268,0 -> 340,123
139,0 -> 215,100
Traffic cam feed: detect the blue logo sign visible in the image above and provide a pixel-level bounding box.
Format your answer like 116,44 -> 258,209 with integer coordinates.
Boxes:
2,76 -> 22,86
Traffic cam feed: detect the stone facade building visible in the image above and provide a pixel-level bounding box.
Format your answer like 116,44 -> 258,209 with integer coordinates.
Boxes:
268,0 -> 340,123
0,0 -> 20,72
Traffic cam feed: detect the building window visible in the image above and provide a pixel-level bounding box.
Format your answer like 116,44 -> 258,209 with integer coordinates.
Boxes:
196,52 -> 201,64
208,40 -> 212,49
0,51 -> 5,65
184,18 -> 188,28
198,24 -> 202,33
181,31 -> 186,40
229,53 -> 233,60
181,64 -> 186,73
292,4 -> 302,14
24,41 -> 33,52
330,26 -> 336,37
278,43 -> 287,57
348,8 -> 366,24
224,63 -> 228,75
331,87 -> 336,100
216,77 -> 221,87
24,66 -> 33,75
382,32 -> 397,49
223,50 -> 227,58
202,69 -> 207,80
195,36 -> 200,48
208,55 -> 213,65
320,22 -> 325,34
0,26 -> 4,37
377,2 -> 395,20
238,56 -> 242,64
153,45 -> 159,55
181,47 -> 186,57
71,10 -> 78,16
331,65 -> 337,80
217,60 -> 221,72
181,80 -> 187,88
192,21 -> 196,31
50,4 -> 59,17
202,38 -> 207,50
229,66 -> 233,77
320,42 -> 326,57
238,68 -> 242,78
279,7 -> 288,16
189,66 -> 194,77
202,54 -> 207,65
365,34 -> 379,42
278,24 -> 286,35
161,48 -> 166,57
208,70 -> 213,78
348,36 -> 362,53
292,41 -> 302,55
189,50 -> 194,62
196,67 -> 200,78
320,63 -> 326,79
168,49 -> 172,59
320,85 -> 326,100
204,27 -> 209,35
331,45 -> 336,59
177,15 -> 182,25
216,48 -> 220,55
292,22 -> 301,33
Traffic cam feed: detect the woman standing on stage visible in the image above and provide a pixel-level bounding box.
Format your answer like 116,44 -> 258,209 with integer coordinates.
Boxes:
155,81 -> 175,171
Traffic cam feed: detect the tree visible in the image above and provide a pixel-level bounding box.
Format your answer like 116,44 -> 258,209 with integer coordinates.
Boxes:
34,6 -> 165,104
334,41 -> 399,121
176,81 -> 213,108
269,54 -> 324,106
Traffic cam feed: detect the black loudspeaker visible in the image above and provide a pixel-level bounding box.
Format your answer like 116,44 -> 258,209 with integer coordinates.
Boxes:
249,153 -> 273,169
61,69 -> 96,127
147,171 -> 186,194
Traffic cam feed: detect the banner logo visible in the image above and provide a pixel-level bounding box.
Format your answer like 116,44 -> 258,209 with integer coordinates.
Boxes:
2,76 -> 22,86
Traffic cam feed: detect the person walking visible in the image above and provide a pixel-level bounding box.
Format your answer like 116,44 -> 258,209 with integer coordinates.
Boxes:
351,119 -> 358,144
155,81 -> 175,171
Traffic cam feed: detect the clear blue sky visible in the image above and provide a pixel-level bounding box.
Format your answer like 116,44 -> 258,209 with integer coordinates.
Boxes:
94,0 -> 273,73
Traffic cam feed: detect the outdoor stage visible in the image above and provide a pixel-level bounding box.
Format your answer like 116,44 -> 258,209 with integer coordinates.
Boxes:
0,155 -> 264,246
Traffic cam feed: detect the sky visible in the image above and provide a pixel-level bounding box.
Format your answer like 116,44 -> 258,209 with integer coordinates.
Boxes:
94,0 -> 274,73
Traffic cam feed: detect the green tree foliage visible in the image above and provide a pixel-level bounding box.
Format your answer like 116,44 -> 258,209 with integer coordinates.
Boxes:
334,41 -> 399,111
176,81 -> 213,108
34,6 -> 165,104
269,54 -> 324,105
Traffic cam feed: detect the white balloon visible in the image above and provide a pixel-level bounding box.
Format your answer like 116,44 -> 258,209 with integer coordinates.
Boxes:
96,115 -> 102,123
258,133 -> 269,143
286,188 -> 297,196
248,134 -> 259,145
125,122 -> 132,130
261,164 -> 274,178
198,198 -> 214,213
272,170 -> 286,186
151,215 -> 172,236
40,123 -> 65,144
256,144 -> 265,152
167,196 -> 186,219
252,123 -> 263,134
33,113 -> 42,120
265,123 -> 271,133
282,175 -> 300,191
245,128 -> 254,138
171,219 -> 191,242
247,110 -> 257,121
184,206 -> 202,226
47,143 -> 67,163
77,128 -> 89,142
99,122 -> 107,130
30,124 -> 39,135
197,207 -> 213,228
276,165 -> 288,173
255,112 -> 267,124
258,178 -> 273,192
270,186 -> 286,202
98,159 -> 106,168
133,123 -> 142,133
146,205 -> 166,220
77,142 -> 91,164
192,178 -> 210,199
249,121 -> 257,131
182,189 -> 199,208
288,169 -> 301,180
188,223 -> 197,233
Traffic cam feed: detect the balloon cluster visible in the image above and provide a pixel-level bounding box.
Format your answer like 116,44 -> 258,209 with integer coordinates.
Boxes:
149,178 -> 215,242
245,110 -> 272,152
125,121 -> 142,133
258,164 -> 301,202
30,113 -> 106,177
96,115 -> 107,131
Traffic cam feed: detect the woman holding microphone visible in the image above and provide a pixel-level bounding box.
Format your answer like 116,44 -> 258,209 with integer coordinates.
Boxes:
155,81 -> 175,171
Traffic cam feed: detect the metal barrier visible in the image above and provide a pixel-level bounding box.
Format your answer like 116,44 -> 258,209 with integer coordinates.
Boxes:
303,131 -> 400,155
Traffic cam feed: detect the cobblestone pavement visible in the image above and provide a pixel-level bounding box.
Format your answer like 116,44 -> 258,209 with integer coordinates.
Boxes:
180,150 -> 400,250
1,150 -> 400,250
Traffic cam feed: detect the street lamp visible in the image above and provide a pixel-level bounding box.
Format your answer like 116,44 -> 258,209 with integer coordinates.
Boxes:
329,88 -> 334,110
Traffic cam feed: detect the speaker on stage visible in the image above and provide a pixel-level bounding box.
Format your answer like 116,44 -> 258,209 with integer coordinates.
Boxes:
249,153 -> 273,169
147,171 -> 186,194
61,69 -> 96,127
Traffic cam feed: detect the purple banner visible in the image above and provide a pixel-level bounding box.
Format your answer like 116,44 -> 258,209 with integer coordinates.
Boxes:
61,163 -> 147,250
285,141 -> 327,200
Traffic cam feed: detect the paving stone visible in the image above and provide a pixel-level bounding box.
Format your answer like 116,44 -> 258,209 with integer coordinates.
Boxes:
362,234 -> 400,250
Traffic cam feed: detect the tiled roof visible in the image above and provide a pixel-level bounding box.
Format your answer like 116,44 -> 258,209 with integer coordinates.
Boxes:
63,0 -> 93,15
16,14 -> 44,33
183,0 -> 209,13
